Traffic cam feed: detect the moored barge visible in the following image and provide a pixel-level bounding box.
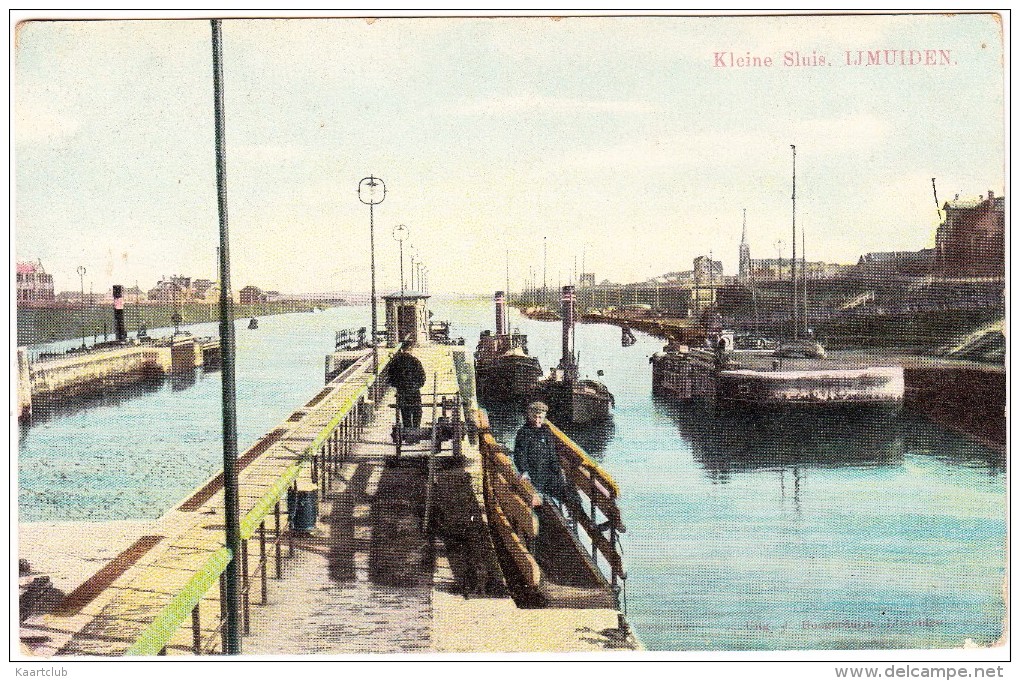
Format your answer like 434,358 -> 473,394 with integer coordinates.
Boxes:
651,330 -> 904,408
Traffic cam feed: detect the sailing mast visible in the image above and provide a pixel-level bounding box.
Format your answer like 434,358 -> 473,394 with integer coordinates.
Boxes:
802,228 -> 808,336
791,144 -> 799,340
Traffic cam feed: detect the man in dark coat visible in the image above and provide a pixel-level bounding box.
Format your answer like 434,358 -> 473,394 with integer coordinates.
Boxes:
388,340 -> 426,428
513,401 -> 581,512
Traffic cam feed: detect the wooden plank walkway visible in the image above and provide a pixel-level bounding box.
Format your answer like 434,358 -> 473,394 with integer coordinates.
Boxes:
21,345 -> 637,655
242,346 -> 634,653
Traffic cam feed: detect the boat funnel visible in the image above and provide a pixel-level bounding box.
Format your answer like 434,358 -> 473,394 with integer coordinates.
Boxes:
112,284 -> 127,342
495,290 -> 506,336
561,285 -> 576,371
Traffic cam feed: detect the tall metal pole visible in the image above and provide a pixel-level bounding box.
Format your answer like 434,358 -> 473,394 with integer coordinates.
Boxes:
791,144 -> 798,340
802,228 -> 808,336
210,18 -> 241,656
410,249 -> 417,291
77,265 -> 86,349
505,249 -> 510,330
543,236 -> 548,304
359,176 -> 385,370
394,224 -> 409,302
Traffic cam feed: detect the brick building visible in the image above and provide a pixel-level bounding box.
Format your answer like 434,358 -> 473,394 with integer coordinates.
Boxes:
934,191 -> 1004,278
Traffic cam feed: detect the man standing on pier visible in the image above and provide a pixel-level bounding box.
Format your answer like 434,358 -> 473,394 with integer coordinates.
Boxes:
388,339 -> 426,430
513,401 -> 582,513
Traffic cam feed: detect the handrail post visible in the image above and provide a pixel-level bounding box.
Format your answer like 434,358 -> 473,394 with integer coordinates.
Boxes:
191,603 -> 201,655
259,521 -> 268,604
274,502 -> 282,579
241,539 -> 250,635
218,572 -> 227,654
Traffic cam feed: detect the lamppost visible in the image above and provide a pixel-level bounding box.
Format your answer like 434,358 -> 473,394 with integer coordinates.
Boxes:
393,224 -> 409,299
358,175 -> 386,371
409,247 -> 417,292
77,265 -> 87,349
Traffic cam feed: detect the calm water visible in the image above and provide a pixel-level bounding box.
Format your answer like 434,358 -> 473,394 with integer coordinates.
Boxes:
18,299 -> 1006,651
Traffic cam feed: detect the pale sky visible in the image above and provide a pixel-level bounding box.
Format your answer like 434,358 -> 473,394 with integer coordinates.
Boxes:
14,12 -> 1005,295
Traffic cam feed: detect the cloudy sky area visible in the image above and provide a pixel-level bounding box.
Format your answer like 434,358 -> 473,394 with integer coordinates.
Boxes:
15,13 -> 1004,295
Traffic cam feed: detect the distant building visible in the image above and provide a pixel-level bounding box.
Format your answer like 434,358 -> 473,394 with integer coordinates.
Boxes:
192,278 -> 215,299
854,250 -> 934,280
692,256 -> 724,284
239,285 -> 266,305
16,261 -> 55,304
935,191 -> 1004,278
749,258 -> 847,282
148,275 -> 192,303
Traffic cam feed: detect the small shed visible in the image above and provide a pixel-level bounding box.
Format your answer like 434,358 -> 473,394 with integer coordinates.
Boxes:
383,291 -> 431,346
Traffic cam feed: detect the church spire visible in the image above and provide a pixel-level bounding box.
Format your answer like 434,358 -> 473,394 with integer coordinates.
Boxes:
738,208 -> 752,283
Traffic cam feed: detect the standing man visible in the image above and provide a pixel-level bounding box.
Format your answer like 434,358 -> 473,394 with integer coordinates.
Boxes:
513,401 -> 581,512
388,338 -> 426,429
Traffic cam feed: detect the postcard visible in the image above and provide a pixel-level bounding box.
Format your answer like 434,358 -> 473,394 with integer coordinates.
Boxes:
12,10 -> 1007,675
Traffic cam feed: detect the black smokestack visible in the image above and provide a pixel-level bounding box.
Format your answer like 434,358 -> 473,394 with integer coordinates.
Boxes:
561,285 -> 575,369
112,285 -> 127,342
494,291 -> 506,336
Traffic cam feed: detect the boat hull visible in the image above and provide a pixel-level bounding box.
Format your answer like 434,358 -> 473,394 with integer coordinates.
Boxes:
477,354 -> 543,403
535,378 -> 613,425
651,350 -> 905,407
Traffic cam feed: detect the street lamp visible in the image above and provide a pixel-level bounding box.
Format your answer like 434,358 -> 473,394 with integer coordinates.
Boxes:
358,175 -> 386,371
409,247 -> 417,292
393,224 -> 409,300
77,265 -> 87,349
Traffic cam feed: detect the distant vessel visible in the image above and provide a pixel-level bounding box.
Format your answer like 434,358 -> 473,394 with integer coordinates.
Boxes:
534,286 -> 614,424
651,326 -> 904,408
474,291 -> 542,404
621,325 -> 637,347
247,317 -> 259,330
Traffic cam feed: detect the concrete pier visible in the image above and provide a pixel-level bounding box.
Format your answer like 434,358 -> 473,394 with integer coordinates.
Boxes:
17,336 -> 221,419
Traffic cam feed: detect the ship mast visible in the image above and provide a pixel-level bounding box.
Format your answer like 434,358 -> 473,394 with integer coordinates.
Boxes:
791,144 -> 799,340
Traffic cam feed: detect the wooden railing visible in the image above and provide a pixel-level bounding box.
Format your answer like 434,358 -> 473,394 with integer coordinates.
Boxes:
545,421 -> 627,587
477,410 -> 626,594
477,411 -> 541,589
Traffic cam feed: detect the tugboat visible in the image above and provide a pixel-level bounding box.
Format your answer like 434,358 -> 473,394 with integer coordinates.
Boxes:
534,285 -> 614,424
474,291 -> 543,404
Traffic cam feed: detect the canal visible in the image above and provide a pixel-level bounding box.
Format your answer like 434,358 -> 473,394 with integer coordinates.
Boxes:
17,298 -> 1006,651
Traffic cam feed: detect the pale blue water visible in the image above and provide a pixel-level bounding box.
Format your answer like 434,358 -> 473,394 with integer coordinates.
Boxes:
18,299 -> 1006,651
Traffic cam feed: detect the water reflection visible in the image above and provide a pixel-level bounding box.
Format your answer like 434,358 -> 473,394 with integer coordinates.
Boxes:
653,397 -> 908,480
897,412 -> 1005,473
23,376 -> 167,429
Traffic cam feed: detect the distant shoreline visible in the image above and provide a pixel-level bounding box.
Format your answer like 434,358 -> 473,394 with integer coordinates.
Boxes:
16,300 -> 329,347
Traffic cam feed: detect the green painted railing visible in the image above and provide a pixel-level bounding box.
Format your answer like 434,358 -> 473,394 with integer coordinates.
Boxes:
124,351 -> 391,656
125,548 -> 232,656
